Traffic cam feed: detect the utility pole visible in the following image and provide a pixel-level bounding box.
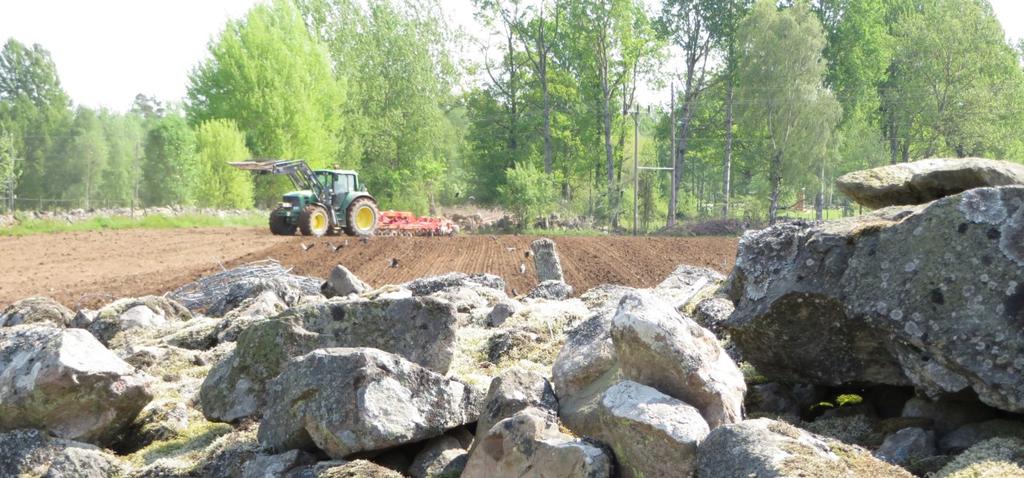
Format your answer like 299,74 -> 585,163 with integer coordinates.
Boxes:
633,104 -> 640,236
668,82 -> 677,227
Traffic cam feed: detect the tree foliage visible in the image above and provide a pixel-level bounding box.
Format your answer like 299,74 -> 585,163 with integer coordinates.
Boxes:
735,0 -> 841,222
141,114 -> 196,207
192,119 -> 253,209
499,161 -> 556,227
186,0 -> 342,204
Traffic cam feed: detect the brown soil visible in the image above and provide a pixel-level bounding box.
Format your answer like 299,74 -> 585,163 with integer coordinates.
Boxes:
0,228 -> 738,310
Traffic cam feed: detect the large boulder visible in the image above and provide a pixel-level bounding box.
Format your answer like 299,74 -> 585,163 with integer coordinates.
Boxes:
561,380 -> 709,478
169,261 -> 321,317
403,272 -> 506,296
408,434 -> 469,478
200,296 -> 459,422
0,297 -> 74,328
321,264 -> 370,298
725,186 -> 1024,413
0,325 -> 152,445
530,238 -> 565,282
0,429 -> 126,478
552,313 -> 619,400
472,368 -> 559,451
86,296 -> 193,346
654,265 -> 725,311
258,347 -> 479,459
462,407 -> 612,478
836,157 -> 1024,209
611,291 -> 745,428
696,418 -> 912,478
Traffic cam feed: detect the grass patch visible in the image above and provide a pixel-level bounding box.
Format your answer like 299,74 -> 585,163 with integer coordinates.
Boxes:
0,212 -> 265,236
125,419 -> 234,468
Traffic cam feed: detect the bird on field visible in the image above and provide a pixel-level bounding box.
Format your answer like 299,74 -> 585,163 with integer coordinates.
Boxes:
301,243 -> 315,251
389,258 -> 399,268
489,235 -> 497,241
329,242 -> 345,252
506,247 -> 516,253
511,288 -> 519,297
524,250 -> 533,259
519,263 -> 526,275
359,236 -> 369,244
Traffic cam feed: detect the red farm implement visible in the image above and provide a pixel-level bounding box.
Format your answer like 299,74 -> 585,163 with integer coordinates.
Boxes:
377,211 -> 459,236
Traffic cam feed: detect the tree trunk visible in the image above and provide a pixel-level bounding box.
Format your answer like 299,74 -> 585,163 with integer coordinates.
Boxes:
722,73 -> 734,218
768,150 -> 783,224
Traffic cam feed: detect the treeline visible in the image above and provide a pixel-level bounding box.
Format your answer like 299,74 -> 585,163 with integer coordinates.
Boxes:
1,0 -> 1023,228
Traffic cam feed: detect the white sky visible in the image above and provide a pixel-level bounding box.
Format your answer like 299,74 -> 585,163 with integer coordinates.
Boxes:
0,0 -> 1021,111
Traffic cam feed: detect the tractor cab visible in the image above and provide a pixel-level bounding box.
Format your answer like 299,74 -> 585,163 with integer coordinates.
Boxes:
229,160 -> 379,237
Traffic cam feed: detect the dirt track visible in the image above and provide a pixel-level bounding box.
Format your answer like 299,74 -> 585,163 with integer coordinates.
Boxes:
0,228 -> 738,310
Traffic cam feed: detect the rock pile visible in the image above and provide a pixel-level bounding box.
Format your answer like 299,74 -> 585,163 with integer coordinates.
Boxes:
2,157 -> 1023,477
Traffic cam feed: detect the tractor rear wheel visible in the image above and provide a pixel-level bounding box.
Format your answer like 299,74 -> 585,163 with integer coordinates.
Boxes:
269,210 -> 296,235
298,205 -> 330,237
345,197 -> 378,236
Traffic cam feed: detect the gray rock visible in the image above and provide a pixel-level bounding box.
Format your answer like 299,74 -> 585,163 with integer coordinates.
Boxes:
836,157 -> 1024,208
86,296 -> 193,346
696,418 -> 912,478
693,297 -> 734,336
725,187 -> 1024,413
486,300 -> 520,327
403,273 -> 506,296
0,325 -> 152,445
0,297 -> 74,328
552,313 -> 618,400
611,291 -> 745,428
462,407 -> 612,478
321,265 -> 370,298
527,280 -> 573,300
654,265 -> 725,311
875,427 -> 936,467
258,348 -> 479,459
408,435 -> 468,478
162,316 -> 222,350
200,296 -> 459,422
169,262 -> 321,317
485,329 -> 540,365
530,238 -> 565,282
216,290 -> 289,343
0,428 -> 126,478
472,368 -> 558,452
70,309 -> 97,329
746,383 -> 804,417
939,419 -> 1024,454
243,450 -> 316,478
318,460 -> 402,478
901,397 -> 998,435
561,380 -> 709,478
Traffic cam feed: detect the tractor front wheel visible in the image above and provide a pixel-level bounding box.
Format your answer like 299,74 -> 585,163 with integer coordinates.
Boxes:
298,205 -> 330,237
345,197 -> 378,236
269,210 -> 297,235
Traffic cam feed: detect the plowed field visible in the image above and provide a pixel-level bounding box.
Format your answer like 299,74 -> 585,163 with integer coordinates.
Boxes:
0,228 -> 738,309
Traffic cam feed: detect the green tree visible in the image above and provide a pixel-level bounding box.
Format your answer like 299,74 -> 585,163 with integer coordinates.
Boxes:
0,128 -> 17,211
301,0 -> 461,213
51,107 -> 109,208
97,111 -> 145,207
735,0 -> 841,222
141,114 -> 196,206
186,0 -> 342,204
0,39 -> 71,203
192,119 -> 254,209
882,0 -> 1024,161
499,161 -> 556,227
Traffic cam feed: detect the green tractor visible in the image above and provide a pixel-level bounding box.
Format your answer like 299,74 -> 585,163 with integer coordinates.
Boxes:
229,159 -> 379,237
